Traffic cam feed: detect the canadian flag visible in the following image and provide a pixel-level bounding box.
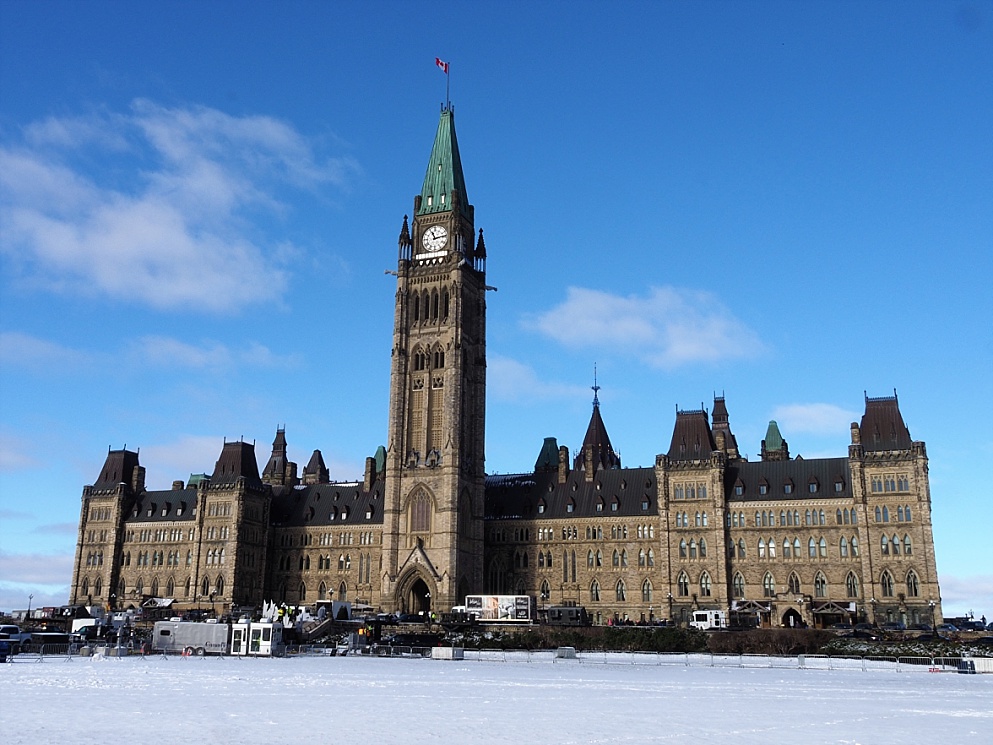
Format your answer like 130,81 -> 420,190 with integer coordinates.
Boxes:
435,57 -> 449,74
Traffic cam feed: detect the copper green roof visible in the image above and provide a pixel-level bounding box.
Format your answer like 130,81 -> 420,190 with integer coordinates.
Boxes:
764,420 -> 785,451
417,108 -> 469,218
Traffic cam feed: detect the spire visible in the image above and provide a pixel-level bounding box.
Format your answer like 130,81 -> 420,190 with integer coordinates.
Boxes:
574,382 -> 621,477
399,215 -> 411,248
591,364 -> 601,408
761,420 -> 789,461
711,394 -> 740,459
261,427 -> 289,485
417,108 -> 469,218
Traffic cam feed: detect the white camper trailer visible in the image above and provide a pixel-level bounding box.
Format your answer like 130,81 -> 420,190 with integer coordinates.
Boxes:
230,619 -> 284,657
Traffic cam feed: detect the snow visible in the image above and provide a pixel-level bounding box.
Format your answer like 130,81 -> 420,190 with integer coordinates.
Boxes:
2,654 -> 991,743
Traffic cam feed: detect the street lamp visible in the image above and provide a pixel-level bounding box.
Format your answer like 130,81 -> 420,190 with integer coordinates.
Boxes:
26,593 -> 34,623
929,600 -> 937,635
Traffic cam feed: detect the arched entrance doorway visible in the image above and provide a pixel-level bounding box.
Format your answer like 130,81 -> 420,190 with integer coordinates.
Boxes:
782,608 -> 804,628
395,573 -> 434,615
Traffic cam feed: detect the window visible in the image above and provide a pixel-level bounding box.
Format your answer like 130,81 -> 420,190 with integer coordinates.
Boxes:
881,570 -> 894,598
846,572 -> 860,598
638,549 -> 646,567
808,538 -> 816,558
903,534 -> 912,555
566,500 -> 575,513
612,550 -> 620,568
814,572 -> 827,598
758,538 -> 766,559
677,572 -> 690,597
788,573 -> 800,595
700,539 -> 707,558
840,537 -> 849,557
689,540 -> 697,559
882,506 -> 889,522
616,579 -> 626,602
647,549 -> 655,567
891,533 -> 901,555
679,539 -> 687,559
875,506 -> 881,522
642,580 -> 653,603
738,539 -> 746,559
783,538 -> 792,559
784,481 -> 793,495
700,572 -> 712,597
851,536 -> 859,557
410,491 -> 431,533
881,535 -> 889,555
819,538 -> 827,558
906,570 -> 920,597
587,550 -> 594,568
732,573 -> 745,599
766,538 -> 774,559
763,573 -> 775,598
590,580 -> 601,602
808,479 -> 819,493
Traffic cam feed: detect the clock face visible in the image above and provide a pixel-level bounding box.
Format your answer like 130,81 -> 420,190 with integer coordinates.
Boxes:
421,224 -> 449,252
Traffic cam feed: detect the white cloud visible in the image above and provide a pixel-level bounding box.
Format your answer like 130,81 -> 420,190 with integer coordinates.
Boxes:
488,355 -> 589,402
0,331 -> 94,370
770,403 -> 860,435
140,435 -> 230,487
524,286 -> 764,369
0,550 -> 74,587
0,100 -> 358,313
938,573 -> 993,619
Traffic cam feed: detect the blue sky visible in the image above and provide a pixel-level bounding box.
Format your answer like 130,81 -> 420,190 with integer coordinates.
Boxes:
1,1 -> 990,618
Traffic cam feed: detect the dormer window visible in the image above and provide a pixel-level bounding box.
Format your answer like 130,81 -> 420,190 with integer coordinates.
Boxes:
566,499 -> 575,513
783,480 -> 794,495
611,498 -> 620,512
808,478 -> 819,494
834,480 -> 845,493
537,500 -> 546,514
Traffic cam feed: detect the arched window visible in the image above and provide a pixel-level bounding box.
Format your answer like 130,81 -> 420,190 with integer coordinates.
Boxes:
699,538 -> 707,558
906,570 -> 920,597
81,577 -> 89,596
620,549 -> 628,567
590,580 -> 601,602
758,538 -> 766,559
738,539 -> 746,559
538,551 -> 545,568
763,573 -> 775,598
766,538 -> 774,559
595,549 -> 602,567
540,579 -> 550,601
616,580 -> 626,602
689,540 -> 697,559
836,509 -> 843,524
851,536 -> 860,557
165,577 -> 173,596
891,533 -> 900,555
840,537 -> 849,557
808,538 -> 817,558
783,538 -> 792,558
882,506 -> 889,522
298,582 -> 307,601
200,576 -> 210,597
319,582 -> 327,600
638,549 -> 646,567
679,539 -> 687,558
338,581 -> 347,601
612,549 -> 620,567
587,550 -> 594,568
881,535 -> 889,555
677,572 -> 690,597
845,572 -> 859,598
732,573 -> 745,599
788,573 -> 800,594
903,534 -> 913,555
814,572 -> 827,598
819,538 -> 827,558
215,575 -> 224,596
647,549 -> 655,567
881,570 -> 894,597
409,490 -> 431,533
700,572 -> 712,597
642,579 -> 653,602
875,506 -> 881,522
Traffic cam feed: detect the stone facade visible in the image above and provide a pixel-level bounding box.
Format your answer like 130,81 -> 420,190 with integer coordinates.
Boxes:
69,108 -> 943,627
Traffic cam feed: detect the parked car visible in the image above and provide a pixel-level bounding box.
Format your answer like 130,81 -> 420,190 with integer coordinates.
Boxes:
936,623 -> 958,633
880,622 -> 906,632
829,622 -> 853,631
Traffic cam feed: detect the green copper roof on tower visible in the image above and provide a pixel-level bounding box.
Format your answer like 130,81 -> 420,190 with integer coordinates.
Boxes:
764,420 -> 785,451
417,107 -> 469,218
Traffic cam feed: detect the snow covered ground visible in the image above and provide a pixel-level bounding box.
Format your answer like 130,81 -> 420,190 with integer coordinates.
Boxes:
2,654 -> 991,744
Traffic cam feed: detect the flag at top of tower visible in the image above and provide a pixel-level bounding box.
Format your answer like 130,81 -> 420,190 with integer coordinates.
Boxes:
435,57 -> 449,74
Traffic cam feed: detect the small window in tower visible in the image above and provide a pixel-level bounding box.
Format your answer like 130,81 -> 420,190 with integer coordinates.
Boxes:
427,196 -> 433,207
438,163 -> 442,172
440,193 -> 445,204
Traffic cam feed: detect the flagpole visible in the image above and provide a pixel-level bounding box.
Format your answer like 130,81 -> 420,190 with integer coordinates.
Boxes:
446,63 -> 451,110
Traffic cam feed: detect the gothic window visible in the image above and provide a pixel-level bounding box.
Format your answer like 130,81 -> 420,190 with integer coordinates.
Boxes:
611,550 -> 619,568
814,572 -> 827,598
904,505 -> 912,521
647,549 -> 655,567
319,582 -> 327,600
881,535 -> 889,555
819,538 -> 827,558
201,576 -> 210,597
595,549 -> 603,567
732,573 -> 745,599
621,549 -> 628,567
881,571 -> 895,598
875,506 -> 881,522
891,534 -> 901,555
677,572 -> 690,597
702,512 -> 708,527
808,538 -> 817,558
851,536 -> 859,557
840,537 -> 849,557
897,506 -> 905,522
700,539 -> 707,558
638,549 -> 646,567
616,580 -> 627,602
165,578 -> 174,596
540,579 -> 550,601
590,580 -> 601,602
882,506 -> 889,522
679,540 -> 687,559
689,540 -> 697,559
758,538 -> 766,559
538,551 -> 545,568
442,289 -> 449,320
81,578 -> 89,596
738,539 -> 746,559
642,580 -> 653,603
765,538 -> 773,559
700,572 -> 712,597
410,491 -> 431,533
788,572 -> 801,595
783,539 -> 791,558
587,550 -> 594,568
763,573 -> 775,598
906,570 -> 920,597
903,534 -> 913,555
338,582 -> 347,601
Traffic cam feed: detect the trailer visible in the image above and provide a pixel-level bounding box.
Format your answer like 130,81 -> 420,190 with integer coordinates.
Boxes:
546,605 -> 592,626
690,610 -> 728,631
152,620 -> 230,655
464,595 -> 536,623
230,619 -> 284,657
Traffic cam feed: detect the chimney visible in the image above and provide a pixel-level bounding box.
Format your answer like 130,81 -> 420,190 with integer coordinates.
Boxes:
364,456 -> 377,491
557,446 -> 570,484
172,480 -> 185,491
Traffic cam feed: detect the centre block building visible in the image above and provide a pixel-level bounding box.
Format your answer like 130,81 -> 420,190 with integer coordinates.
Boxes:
70,107 -> 943,629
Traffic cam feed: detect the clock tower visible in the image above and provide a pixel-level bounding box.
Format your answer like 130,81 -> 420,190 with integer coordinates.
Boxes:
382,106 -> 487,613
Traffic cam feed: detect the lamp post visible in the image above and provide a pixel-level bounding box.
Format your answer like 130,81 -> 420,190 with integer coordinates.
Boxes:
26,594 -> 33,623
869,597 -> 877,626
667,592 -> 674,624
209,592 -> 216,618
649,606 -> 654,625
929,600 -> 937,636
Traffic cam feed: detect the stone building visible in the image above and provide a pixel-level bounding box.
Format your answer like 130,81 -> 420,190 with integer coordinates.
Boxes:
70,106 -> 943,628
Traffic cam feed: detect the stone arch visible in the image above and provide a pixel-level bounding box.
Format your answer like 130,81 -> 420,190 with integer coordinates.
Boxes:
394,568 -> 435,615
782,608 -> 804,628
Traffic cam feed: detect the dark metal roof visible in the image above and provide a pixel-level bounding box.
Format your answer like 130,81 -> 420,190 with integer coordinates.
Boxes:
574,403 -> 621,471
725,458 -> 852,502
417,107 -> 470,219
210,441 -> 262,487
485,468 -> 657,521
861,395 -> 912,451
667,410 -> 716,461
92,449 -> 140,490
125,489 -> 198,523
269,482 -> 384,527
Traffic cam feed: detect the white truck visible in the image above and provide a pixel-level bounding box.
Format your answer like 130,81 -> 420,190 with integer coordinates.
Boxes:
690,610 -> 728,631
464,595 -> 536,623
152,620 -> 230,655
